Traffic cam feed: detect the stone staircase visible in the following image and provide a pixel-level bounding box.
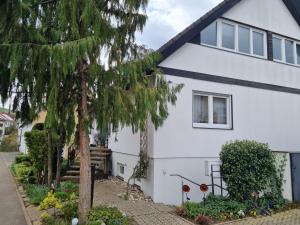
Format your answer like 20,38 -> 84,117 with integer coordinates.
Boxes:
62,146 -> 112,183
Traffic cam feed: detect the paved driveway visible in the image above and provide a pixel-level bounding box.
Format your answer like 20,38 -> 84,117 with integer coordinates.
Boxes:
0,152 -> 27,225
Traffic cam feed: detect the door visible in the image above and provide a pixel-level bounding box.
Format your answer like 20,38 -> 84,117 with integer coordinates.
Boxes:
291,153 -> 300,202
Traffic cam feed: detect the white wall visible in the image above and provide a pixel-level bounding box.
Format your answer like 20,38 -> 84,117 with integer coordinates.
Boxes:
160,43 -> 300,89
223,0 -> 300,40
18,124 -> 32,153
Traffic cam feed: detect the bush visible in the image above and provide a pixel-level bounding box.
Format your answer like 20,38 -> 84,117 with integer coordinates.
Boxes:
220,140 -> 278,201
24,130 -> 48,183
25,184 -> 49,205
87,206 -> 128,225
15,154 -> 31,164
185,195 -> 246,221
12,163 -> 35,183
194,215 -> 212,225
58,181 -> 79,195
61,193 -> 78,220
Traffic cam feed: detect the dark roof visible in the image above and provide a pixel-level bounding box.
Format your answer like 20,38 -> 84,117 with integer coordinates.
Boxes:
158,0 -> 300,62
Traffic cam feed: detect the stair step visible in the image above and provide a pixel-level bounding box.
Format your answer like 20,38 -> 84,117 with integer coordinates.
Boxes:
90,146 -> 110,151
69,165 -> 80,170
91,157 -> 105,161
66,170 -> 80,175
90,152 -> 110,157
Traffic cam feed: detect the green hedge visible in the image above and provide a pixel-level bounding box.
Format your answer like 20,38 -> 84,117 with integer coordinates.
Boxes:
87,206 -> 128,225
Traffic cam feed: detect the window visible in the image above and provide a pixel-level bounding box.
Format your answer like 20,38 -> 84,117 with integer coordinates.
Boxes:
201,22 -> 217,46
297,44 -> 300,65
272,37 -> 282,60
200,19 -> 267,59
222,22 -> 235,50
285,39 -> 294,64
238,26 -> 250,54
253,31 -> 264,56
117,163 -> 125,178
213,97 -> 227,124
193,95 -> 209,123
193,92 -> 232,129
0,130 -> 3,137
272,35 -> 300,66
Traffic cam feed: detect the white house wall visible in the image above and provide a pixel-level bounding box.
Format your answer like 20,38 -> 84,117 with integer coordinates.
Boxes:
223,0 -> 300,40
160,43 -> 300,90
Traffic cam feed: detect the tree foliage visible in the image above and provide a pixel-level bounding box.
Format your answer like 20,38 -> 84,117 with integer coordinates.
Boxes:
0,0 -> 182,221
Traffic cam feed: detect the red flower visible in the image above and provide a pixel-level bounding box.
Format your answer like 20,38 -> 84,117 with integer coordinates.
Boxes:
200,184 -> 208,192
182,185 -> 190,193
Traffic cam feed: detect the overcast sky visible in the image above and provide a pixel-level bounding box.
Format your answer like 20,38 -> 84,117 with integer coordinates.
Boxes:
1,0 -> 223,109
136,0 -> 223,50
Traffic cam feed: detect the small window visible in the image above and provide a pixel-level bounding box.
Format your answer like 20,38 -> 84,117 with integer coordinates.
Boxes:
201,22 -> 217,46
297,44 -> 300,65
119,165 -> 124,175
0,123 -> 3,127
238,26 -> 250,54
193,92 -> 232,129
222,22 -> 235,50
285,40 -> 294,64
253,31 -> 264,56
0,130 -> 3,137
272,37 -> 282,61
117,163 -> 125,178
193,95 -> 209,124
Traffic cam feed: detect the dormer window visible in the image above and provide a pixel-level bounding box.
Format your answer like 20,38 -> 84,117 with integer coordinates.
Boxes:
200,19 -> 267,59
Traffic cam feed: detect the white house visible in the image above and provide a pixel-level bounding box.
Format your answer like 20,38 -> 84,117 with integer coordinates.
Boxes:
0,112 -> 14,142
108,0 -> 300,205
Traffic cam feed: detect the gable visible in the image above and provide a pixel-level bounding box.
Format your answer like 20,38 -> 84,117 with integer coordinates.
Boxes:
158,0 -> 300,62
223,0 -> 300,39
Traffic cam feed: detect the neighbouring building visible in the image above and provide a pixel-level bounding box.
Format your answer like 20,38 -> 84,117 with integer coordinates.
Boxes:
0,112 -> 14,142
108,0 -> 300,205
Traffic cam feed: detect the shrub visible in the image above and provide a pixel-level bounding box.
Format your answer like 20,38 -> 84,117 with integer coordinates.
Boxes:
194,215 -> 212,225
87,206 -> 128,225
58,181 -> 79,195
12,163 -> 35,183
220,140 -> 278,202
25,184 -> 49,205
61,193 -> 78,220
15,154 -> 31,164
24,130 -> 48,183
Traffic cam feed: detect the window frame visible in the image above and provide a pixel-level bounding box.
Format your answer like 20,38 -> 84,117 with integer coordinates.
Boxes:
272,34 -> 300,66
192,91 -> 232,130
200,19 -> 267,59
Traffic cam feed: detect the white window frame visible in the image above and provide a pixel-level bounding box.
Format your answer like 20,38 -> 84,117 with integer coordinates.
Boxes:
272,34 -> 300,66
193,92 -> 232,129
200,19 -> 267,59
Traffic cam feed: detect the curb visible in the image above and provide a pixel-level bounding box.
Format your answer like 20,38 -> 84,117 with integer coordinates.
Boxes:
8,165 -> 32,225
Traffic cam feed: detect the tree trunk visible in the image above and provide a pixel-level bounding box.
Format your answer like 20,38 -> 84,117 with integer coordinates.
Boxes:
47,131 -> 53,187
56,127 -> 65,186
78,63 -> 91,224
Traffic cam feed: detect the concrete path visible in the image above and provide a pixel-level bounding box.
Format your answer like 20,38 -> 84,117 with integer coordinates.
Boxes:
0,152 -> 27,225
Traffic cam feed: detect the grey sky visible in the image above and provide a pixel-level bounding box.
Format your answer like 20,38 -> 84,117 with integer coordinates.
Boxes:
136,0 -> 223,50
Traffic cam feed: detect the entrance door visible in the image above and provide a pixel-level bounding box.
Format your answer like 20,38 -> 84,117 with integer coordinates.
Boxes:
291,153 -> 300,202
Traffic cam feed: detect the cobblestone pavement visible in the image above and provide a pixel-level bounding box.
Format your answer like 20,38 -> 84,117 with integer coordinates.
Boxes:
221,209 -> 300,225
94,179 -> 300,225
0,152 -> 27,225
93,179 -> 193,225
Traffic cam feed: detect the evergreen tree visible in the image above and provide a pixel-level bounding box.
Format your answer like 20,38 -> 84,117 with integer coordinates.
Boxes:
0,0 -> 182,222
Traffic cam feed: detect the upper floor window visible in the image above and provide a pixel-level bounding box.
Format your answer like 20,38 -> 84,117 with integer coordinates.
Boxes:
193,92 -> 232,129
201,22 -> 217,46
272,35 -> 300,66
200,19 -> 267,59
